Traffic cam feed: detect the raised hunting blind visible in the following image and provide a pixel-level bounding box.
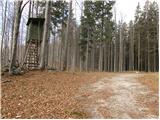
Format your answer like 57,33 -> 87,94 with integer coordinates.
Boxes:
26,18 -> 45,43
23,18 -> 45,69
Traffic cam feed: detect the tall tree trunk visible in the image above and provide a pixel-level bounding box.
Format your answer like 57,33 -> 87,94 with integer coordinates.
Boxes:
99,2 -> 104,72
39,1 -> 50,70
153,38 -> 156,72
9,3 -> 15,61
1,1 -> 7,58
119,26 -> 123,72
72,26 -> 77,71
85,28 -> 89,72
4,14 -> 10,66
45,29 -> 50,68
32,1 -> 34,17
57,34 -> 61,70
132,26 -> 134,70
107,43 -> 110,71
63,0 -> 72,71
9,1 -> 23,74
20,18 -> 24,63
129,26 -> 134,71
138,32 -> 140,71
104,43 -> 107,71
123,40 -> 126,71
79,58 -> 82,72
99,42 -> 103,72
147,31 -> 150,72
60,23 -> 65,70
52,30 -> 56,68
111,41 -> 113,71
91,46 -> 95,71
36,1 -> 39,17
23,0 -> 31,63
113,9 -> 117,72
66,32 -> 71,71
28,1 -> 31,18
156,16 -> 159,71
114,37 -> 117,72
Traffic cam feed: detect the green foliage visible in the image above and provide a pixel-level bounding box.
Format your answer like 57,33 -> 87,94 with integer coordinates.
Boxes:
51,1 -> 69,26
38,1 -> 69,34
79,0 -> 115,61
133,0 -> 159,71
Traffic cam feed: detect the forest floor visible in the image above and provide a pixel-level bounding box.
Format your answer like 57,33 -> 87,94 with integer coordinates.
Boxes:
1,71 -> 159,119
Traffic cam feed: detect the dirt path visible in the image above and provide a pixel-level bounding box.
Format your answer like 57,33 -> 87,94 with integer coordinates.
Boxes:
77,73 -> 158,119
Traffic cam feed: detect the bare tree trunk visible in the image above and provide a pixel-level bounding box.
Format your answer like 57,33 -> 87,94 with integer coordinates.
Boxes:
20,19 -> 24,63
52,30 -> 56,68
111,41 -> 113,71
32,1 -> 34,17
63,0 -> 72,71
123,40 -> 126,71
4,13 -> 10,66
28,1 -> 31,18
45,10 -> 51,68
80,56 -> 83,72
132,26 -> 134,70
35,1 -> 39,17
66,33 -> 71,71
57,35 -> 60,70
119,26 -> 123,72
156,16 -> 159,71
60,24 -> 65,70
114,37 -> 117,72
113,9 -> 117,72
45,29 -> 50,68
85,28 -> 89,72
1,1 -> 7,57
9,3 -> 16,61
39,1 -> 50,70
72,26 -> 77,71
138,32 -> 140,71
99,43 -> 103,72
107,43 -> 110,71
104,43 -> 107,71
147,31 -> 150,72
25,1 -> 31,46
129,25 -> 134,71
9,1 -> 23,74
153,38 -> 156,72
59,34 -> 63,70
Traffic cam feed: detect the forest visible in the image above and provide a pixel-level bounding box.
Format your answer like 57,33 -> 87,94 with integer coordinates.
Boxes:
1,0 -> 159,119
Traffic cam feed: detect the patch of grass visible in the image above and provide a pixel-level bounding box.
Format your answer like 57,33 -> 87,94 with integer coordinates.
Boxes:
64,110 -> 70,114
64,110 -> 86,118
138,73 -> 159,93
70,111 -> 84,117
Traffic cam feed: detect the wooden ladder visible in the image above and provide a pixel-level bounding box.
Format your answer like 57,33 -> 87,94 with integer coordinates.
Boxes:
23,39 -> 39,70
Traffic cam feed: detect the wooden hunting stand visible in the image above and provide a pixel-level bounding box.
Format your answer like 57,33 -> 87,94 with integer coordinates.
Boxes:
23,18 -> 45,70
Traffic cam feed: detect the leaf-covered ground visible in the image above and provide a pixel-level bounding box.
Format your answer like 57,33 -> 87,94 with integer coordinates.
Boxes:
1,71 -> 159,119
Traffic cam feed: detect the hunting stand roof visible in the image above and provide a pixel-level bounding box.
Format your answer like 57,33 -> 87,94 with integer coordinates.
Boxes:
27,18 -> 45,25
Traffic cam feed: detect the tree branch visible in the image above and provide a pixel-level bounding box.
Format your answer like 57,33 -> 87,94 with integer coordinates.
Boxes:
20,0 -> 30,15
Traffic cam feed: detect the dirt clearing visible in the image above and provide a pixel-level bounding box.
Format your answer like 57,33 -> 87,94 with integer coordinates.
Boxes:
1,71 -> 159,119
77,73 -> 158,119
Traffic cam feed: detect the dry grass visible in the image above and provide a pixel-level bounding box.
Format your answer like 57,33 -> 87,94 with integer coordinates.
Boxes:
136,72 -> 159,117
138,72 -> 159,92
